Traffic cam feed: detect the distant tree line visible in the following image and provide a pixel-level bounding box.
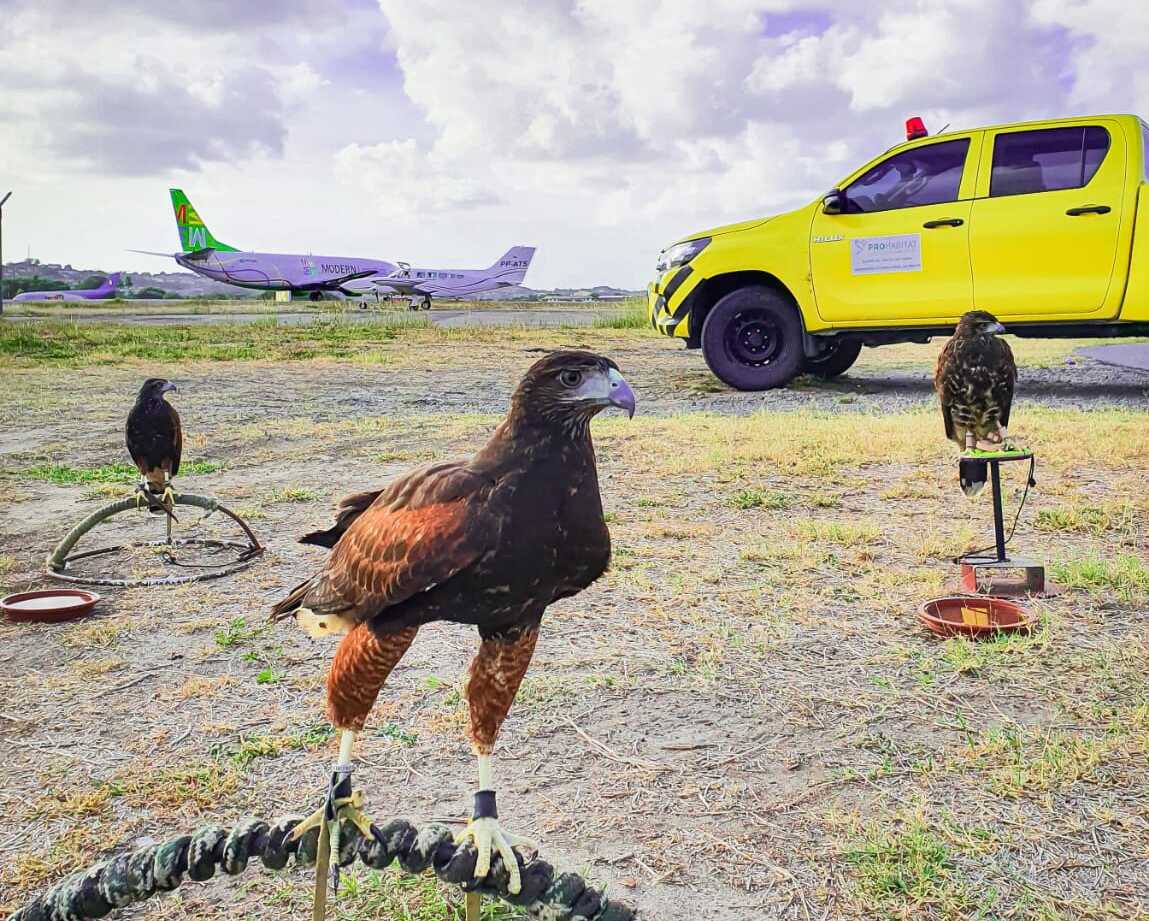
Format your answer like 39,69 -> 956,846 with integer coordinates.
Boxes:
1,274 -> 182,299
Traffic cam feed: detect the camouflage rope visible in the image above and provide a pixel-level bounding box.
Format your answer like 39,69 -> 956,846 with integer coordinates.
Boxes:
8,815 -> 636,921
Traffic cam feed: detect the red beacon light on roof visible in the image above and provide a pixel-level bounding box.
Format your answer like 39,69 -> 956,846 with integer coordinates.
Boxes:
906,116 -> 929,141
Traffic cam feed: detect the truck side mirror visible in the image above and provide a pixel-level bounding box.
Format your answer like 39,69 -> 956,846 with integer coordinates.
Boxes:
822,189 -> 846,215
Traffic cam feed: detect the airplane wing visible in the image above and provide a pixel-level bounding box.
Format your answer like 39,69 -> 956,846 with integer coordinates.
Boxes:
127,249 -> 177,258
294,269 -> 380,292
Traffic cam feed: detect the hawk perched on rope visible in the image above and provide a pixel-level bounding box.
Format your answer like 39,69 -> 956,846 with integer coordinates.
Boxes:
125,378 -> 181,509
935,310 -> 1017,494
272,351 -> 635,895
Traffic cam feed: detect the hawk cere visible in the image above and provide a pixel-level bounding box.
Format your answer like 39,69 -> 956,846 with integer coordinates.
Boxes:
273,351 -> 636,894
124,378 -> 182,509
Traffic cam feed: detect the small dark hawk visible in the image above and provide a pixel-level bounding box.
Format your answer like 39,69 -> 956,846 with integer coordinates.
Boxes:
125,378 -> 181,508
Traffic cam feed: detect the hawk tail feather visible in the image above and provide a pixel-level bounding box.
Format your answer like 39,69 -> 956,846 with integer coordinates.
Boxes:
960,458 -> 987,497
298,527 -> 342,549
270,576 -> 315,622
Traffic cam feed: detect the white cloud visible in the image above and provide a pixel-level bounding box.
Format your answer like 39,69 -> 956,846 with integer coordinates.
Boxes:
334,139 -> 503,216
3,0 -> 1148,288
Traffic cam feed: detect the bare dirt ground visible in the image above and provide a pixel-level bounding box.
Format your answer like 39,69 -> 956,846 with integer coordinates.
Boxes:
1,330 -> 1147,920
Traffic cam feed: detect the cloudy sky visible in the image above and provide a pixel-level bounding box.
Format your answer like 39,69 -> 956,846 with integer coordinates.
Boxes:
2,0 -> 1147,288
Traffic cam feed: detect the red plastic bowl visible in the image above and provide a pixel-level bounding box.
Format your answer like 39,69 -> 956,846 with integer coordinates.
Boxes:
1,589 -> 100,623
918,595 -> 1031,639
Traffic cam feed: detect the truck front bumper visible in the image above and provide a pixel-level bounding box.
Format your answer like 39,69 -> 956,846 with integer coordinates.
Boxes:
647,265 -> 696,339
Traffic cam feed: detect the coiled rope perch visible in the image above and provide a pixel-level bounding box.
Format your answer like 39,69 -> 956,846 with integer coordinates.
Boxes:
8,814 -> 637,921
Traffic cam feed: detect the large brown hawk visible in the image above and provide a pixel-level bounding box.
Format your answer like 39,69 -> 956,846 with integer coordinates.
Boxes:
272,351 -> 635,894
935,310 -> 1017,449
124,378 -> 181,509
935,310 -> 1018,495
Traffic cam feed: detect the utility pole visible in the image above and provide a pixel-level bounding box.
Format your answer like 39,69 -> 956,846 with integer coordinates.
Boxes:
0,191 -> 11,315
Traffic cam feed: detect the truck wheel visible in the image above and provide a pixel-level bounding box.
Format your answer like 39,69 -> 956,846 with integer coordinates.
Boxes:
804,338 -> 862,379
700,286 -> 804,391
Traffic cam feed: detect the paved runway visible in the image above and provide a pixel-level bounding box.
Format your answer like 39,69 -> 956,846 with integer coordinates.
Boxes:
1077,343 -> 1149,372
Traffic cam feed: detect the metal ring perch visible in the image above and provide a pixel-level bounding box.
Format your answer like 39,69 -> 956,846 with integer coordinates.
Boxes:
45,492 -> 263,587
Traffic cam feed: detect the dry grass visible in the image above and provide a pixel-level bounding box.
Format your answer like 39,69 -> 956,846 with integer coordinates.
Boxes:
0,331 -> 1146,920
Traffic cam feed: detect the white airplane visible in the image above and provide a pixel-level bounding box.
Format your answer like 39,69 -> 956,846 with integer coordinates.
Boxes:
348,246 -> 536,309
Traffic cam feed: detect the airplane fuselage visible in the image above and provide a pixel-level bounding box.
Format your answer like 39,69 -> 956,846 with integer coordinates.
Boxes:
12,275 -> 119,302
175,250 -> 396,292
369,253 -> 534,298
12,288 -> 112,302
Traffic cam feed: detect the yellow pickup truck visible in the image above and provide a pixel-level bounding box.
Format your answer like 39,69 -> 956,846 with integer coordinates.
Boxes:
648,114 -> 1149,390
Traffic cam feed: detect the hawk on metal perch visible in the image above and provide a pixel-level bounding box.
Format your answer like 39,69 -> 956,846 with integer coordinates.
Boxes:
272,351 -> 636,895
125,378 -> 181,509
935,310 -> 1018,495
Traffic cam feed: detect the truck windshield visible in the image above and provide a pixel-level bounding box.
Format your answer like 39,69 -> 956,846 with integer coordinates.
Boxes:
844,139 -> 970,213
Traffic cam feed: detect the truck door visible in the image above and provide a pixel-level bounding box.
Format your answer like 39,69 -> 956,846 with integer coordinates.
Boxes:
970,122 -> 1124,317
810,135 -> 979,323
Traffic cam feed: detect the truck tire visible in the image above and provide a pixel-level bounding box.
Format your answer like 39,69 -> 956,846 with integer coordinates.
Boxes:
700,286 -> 804,391
804,338 -> 862,379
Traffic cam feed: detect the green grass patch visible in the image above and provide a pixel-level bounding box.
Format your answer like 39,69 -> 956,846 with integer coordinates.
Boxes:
591,300 -> 647,329
267,485 -> 318,503
1035,503 -> 1138,536
214,616 -> 267,649
729,488 -> 788,510
964,726 -> 1112,798
0,316 -> 646,367
1051,554 -> 1149,603
269,865 -> 524,919
19,460 -> 222,485
842,813 -> 997,918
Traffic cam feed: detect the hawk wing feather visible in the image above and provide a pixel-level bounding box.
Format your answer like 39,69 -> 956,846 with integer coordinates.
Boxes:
125,401 -> 182,482
991,338 -> 1017,428
299,489 -> 383,548
272,462 -> 496,627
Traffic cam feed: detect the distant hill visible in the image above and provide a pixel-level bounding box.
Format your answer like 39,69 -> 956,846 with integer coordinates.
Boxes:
2,259 -> 254,298
2,260 -> 643,302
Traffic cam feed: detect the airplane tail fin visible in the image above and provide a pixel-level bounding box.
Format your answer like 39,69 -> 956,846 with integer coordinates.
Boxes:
489,245 -> 535,283
170,189 -> 238,253
105,272 -> 123,289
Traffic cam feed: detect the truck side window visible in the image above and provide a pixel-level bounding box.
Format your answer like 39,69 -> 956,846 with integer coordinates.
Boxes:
989,126 -> 1110,197
843,139 -> 970,214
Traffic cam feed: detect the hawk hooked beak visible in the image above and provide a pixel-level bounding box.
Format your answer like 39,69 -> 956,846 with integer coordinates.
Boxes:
607,368 -> 636,418
162,382 -> 178,394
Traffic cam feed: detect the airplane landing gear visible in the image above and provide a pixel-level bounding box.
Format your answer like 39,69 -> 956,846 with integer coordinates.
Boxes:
422,295 -> 432,311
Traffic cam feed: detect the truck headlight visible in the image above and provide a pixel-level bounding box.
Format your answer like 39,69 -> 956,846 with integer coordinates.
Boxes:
656,237 -> 711,273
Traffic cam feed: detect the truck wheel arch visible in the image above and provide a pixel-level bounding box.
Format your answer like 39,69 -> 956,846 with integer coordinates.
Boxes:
687,271 -> 803,347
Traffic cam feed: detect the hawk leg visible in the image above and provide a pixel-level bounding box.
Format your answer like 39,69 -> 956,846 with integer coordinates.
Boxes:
456,625 -> 540,895
292,624 -> 419,894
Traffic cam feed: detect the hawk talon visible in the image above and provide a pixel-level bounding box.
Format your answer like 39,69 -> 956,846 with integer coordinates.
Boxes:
455,817 -> 532,894
289,789 -> 375,842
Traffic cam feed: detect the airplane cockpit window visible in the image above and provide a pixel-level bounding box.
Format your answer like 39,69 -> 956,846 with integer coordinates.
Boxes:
844,138 -> 971,213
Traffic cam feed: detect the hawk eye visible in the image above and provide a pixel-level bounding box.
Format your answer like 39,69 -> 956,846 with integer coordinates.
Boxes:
559,369 -> 583,388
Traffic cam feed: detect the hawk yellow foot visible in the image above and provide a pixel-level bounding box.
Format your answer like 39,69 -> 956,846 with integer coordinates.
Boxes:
289,788 -> 375,842
161,485 -> 175,506
455,817 -> 535,895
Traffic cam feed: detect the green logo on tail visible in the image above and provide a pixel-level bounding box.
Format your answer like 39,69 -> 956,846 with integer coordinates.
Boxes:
169,189 -> 238,253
